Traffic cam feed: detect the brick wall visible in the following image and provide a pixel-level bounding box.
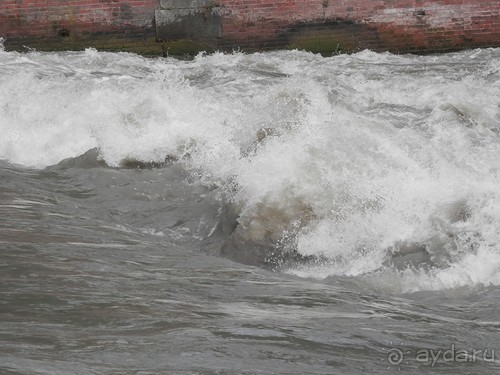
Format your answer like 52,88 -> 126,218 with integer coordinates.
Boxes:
2,0 -> 500,55
0,0 -> 161,54
211,0 -> 500,53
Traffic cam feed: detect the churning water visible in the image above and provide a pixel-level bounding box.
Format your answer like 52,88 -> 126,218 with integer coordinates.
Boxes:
1,42 -> 500,374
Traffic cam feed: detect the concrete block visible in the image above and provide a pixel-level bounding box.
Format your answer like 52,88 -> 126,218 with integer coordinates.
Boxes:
155,9 -> 222,41
160,0 -> 213,10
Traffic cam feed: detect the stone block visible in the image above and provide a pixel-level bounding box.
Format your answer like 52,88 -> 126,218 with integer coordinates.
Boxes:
159,0 -> 213,10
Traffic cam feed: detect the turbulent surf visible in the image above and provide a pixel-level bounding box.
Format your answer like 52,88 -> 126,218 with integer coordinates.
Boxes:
1,43 -> 500,374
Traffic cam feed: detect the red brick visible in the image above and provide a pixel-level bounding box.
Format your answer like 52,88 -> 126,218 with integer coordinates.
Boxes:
1,0 -> 500,54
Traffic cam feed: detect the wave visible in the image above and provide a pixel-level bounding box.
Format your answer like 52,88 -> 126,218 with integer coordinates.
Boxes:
1,47 -> 500,292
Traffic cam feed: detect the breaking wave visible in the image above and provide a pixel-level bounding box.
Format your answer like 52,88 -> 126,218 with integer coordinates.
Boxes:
2,46 -> 500,292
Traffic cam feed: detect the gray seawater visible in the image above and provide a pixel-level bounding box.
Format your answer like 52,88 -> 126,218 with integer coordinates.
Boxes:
1,43 -> 500,374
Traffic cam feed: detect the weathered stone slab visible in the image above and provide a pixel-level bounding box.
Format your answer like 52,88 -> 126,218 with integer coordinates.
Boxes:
159,0 -> 213,10
155,9 -> 222,41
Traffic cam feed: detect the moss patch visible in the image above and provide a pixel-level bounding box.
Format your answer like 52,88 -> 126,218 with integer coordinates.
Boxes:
285,20 -> 376,56
5,33 -> 163,56
290,37 -> 346,55
162,39 -> 216,56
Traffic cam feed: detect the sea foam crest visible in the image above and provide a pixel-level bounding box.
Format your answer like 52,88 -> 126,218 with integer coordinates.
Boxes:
1,48 -> 500,292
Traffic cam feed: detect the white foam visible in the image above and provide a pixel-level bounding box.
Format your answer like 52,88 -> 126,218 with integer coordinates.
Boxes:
1,48 -> 500,291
